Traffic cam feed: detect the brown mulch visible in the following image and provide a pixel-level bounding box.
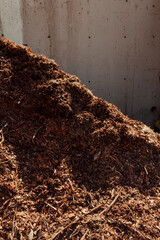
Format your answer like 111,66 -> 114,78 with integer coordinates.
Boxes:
0,37 -> 160,240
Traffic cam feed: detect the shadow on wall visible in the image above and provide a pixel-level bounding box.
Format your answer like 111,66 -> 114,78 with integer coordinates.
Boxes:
0,15 -> 3,37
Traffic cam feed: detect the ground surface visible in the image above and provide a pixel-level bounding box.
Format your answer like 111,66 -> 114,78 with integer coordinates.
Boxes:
0,38 -> 160,239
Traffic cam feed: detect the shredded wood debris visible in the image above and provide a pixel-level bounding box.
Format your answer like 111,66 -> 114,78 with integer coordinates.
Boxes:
0,37 -> 160,239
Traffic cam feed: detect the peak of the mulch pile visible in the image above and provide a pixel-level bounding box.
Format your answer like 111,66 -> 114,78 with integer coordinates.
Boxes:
0,38 -> 160,239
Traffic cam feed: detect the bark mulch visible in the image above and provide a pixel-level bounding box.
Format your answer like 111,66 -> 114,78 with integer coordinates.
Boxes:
0,38 -> 160,239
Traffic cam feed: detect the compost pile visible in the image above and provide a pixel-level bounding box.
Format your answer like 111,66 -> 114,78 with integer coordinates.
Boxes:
0,38 -> 160,240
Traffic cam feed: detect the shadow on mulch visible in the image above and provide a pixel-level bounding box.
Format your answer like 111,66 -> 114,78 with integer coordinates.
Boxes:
3,110 -> 160,196
0,91 -> 159,201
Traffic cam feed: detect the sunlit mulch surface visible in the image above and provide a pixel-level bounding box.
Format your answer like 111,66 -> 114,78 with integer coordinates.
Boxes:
0,38 -> 160,239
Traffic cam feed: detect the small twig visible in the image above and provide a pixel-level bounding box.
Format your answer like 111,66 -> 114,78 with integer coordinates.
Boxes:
156,225 -> 160,231
32,126 -> 43,143
0,123 -> 8,144
69,224 -> 81,238
80,229 -> 89,240
144,166 -> 148,175
50,216 -> 80,240
68,178 -> 74,191
45,201 -> 61,215
28,229 -> 34,240
45,201 -> 57,211
100,192 -> 120,215
0,199 -> 10,211
85,203 -> 103,216
110,156 -> 122,166
68,178 -> 75,201
11,212 -> 16,240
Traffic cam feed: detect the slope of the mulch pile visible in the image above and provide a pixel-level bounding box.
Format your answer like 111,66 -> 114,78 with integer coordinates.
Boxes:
0,38 -> 160,240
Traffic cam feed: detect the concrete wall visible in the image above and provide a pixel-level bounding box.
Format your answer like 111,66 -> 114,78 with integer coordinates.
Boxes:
0,0 -> 160,126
